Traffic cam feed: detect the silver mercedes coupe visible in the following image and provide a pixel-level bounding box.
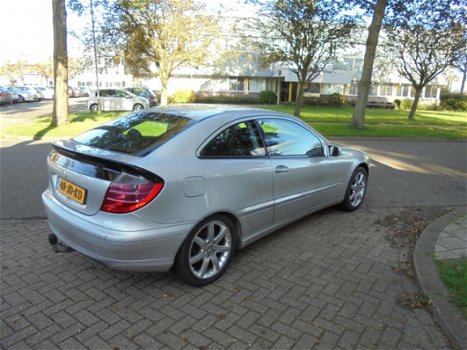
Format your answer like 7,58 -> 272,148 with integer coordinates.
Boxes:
42,105 -> 370,286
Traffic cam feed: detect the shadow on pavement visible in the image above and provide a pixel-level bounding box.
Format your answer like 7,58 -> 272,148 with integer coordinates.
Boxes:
0,140 -> 53,219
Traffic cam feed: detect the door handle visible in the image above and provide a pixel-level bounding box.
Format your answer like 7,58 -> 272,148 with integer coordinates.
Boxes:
274,165 -> 289,173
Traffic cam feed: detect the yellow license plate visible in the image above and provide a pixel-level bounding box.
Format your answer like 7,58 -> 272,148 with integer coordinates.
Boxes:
58,178 -> 87,205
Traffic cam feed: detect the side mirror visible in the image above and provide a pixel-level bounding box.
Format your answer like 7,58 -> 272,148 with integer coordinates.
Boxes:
329,145 -> 340,157
306,147 -> 324,157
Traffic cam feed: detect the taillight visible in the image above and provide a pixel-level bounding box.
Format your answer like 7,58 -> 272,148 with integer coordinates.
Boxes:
101,173 -> 164,213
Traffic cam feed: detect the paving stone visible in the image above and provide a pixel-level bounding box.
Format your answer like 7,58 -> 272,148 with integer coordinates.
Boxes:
0,211 -> 453,349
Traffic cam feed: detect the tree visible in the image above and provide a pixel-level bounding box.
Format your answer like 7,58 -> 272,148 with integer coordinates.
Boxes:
32,60 -> 54,86
52,0 -> 69,126
0,61 -> 31,84
99,0 -> 219,106
255,0 -> 355,117
351,0 -> 388,128
387,0 -> 465,119
452,51 -> 467,94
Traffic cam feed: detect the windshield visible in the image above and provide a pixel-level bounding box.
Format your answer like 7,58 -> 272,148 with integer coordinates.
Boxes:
73,111 -> 195,156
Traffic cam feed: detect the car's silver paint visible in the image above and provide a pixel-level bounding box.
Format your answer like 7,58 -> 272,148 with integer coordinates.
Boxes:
42,105 -> 370,272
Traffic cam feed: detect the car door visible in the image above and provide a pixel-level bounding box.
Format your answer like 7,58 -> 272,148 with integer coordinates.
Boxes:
199,120 -> 274,239
99,89 -> 114,111
257,118 -> 345,223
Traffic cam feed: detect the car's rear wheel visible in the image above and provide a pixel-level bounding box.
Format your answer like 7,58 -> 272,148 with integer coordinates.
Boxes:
340,167 -> 368,211
18,95 -> 25,103
175,215 -> 236,286
133,103 -> 144,111
89,103 -> 98,112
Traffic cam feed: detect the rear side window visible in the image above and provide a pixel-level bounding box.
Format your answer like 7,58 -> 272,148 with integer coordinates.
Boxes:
73,112 -> 194,155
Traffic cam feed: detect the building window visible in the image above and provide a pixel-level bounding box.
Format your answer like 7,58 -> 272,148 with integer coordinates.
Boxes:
306,83 -> 321,94
379,84 -> 393,96
424,86 -> 437,98
349,82 -> 358,95
229,78 -> 244,91
248,78 -> 266,92
322,83 -> 343,95
396,84 -> 414,98
369,83 -> 378,96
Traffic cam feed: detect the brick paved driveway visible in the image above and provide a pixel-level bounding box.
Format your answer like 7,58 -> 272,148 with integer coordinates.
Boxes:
1,207 -> 451,349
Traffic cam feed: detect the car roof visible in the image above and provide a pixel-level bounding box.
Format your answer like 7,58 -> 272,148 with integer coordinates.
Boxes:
149,104 -> 278,122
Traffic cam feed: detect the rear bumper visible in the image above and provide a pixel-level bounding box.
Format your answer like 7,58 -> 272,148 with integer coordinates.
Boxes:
42,189 -> 191,272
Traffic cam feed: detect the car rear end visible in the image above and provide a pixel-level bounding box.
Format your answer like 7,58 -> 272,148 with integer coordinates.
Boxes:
0,86 -> 13,105
42,111 -> 197,271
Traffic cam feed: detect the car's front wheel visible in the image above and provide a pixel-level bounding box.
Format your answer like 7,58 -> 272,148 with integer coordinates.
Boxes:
89,103 -> 98,112
340,167 -> 368,211
175,215 -> 237,286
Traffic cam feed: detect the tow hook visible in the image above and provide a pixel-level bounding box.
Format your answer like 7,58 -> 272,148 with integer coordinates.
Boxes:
48,234 -> 74,253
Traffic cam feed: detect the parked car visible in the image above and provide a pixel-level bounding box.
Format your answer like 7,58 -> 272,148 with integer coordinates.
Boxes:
125,87 -> 158,107
34,86 -> 54,100
6,87 -> 21,103
42,105 -> 370,286
0,86 -> 14,105
68,86 -> 83,97
87,88 -> 150,112
78,86 -> 90,97
12,86 -> 40,102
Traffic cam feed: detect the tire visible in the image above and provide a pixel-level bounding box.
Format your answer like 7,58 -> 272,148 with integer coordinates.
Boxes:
89,103 -> 98,112
133,103 -> 144,111
175,215 -> 237,286
339,167 -> 368,211
18,95 -> 25,103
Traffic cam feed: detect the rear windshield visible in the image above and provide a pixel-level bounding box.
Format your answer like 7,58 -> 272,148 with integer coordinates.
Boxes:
73,111 -> 194,156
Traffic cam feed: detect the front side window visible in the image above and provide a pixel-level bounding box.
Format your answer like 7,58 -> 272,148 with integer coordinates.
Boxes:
115,90 -> 130,98
200,121 -> 265,157
259,118 -> 323,157
74,112 -> 194,155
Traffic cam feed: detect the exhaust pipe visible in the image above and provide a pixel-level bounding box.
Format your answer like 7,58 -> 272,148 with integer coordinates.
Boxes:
48,233 -> 74,253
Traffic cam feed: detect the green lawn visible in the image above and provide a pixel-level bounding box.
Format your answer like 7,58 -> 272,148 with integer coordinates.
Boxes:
2,104 -> 466,139
2,112 -> 127,139
435,258 -> 467,320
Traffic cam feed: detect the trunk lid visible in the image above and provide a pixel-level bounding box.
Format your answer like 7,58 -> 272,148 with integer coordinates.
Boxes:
47,140 -> 150,216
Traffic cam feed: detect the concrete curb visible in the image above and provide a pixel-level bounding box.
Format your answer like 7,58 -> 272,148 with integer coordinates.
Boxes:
413,207 -> 467,350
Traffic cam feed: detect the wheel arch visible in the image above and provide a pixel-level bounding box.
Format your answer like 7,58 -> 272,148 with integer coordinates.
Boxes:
175,210 -> 243,258
358,162 -> 369,176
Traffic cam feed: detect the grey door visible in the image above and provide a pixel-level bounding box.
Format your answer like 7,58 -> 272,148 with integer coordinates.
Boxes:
258,118 -> 344,222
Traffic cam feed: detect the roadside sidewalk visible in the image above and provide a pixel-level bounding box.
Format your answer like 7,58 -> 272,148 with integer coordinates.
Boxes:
414,207 -> 467,350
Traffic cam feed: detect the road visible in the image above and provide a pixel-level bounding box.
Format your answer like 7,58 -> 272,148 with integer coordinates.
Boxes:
0,136 -> 466,219
0,97 -> 88,130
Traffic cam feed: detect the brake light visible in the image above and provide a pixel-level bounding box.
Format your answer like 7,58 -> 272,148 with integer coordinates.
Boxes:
101,174 -> 164,213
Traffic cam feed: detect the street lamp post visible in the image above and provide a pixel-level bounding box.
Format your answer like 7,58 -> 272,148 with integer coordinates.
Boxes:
90,0 -> 100,111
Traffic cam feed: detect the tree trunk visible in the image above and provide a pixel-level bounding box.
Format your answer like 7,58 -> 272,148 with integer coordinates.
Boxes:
294,81 -> 306,117
408,89 -> 422,120
160,85 -> 168,106
352,0 -> 388,128
461,70 -> 466,94
52,0 -> 69,126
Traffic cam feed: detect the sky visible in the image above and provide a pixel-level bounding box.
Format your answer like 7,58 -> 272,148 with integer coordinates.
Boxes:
0,0 -> 54,64
0,0 -> 259,65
